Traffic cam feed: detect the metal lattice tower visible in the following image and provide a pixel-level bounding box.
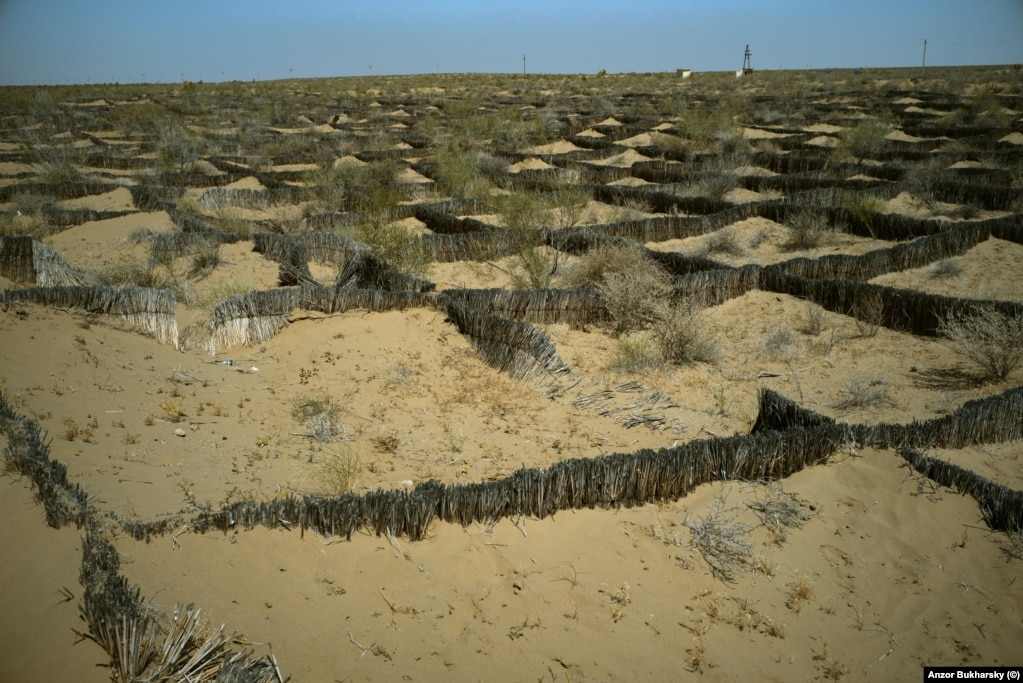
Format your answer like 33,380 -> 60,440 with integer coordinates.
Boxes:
742,45 -> 753,75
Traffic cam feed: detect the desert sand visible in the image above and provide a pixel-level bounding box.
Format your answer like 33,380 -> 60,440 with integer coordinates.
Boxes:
1,67 -> 1022,682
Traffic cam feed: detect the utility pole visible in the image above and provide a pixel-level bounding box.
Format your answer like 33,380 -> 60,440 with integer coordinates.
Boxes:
523,54 -> 526,76
921,39 -> 927,76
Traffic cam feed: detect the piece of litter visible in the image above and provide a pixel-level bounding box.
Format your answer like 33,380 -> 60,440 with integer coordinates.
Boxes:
174,428 -> 187,437
249,366 -> 259,372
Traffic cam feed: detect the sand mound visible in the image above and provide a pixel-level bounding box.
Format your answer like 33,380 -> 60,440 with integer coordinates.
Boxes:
525,140 -> 583,155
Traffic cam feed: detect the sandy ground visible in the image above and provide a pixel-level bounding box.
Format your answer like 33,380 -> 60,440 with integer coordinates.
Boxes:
2,74 -> 1022,682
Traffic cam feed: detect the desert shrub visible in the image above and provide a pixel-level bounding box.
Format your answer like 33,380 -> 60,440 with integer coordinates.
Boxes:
496,191 -> 556,289
433,142 -> 490,198
782,208 -> 840,251
155,123 -> 200,177
832,376 -> 892,411
313,445 -> 361,495
803,301 -> 825,336
550,184 -> 590,229
700,227 -> 747,257
292,395 -> 345,442
349,217 -> 429,277
929,259 -> 964,280
598,259 -> 672,335
831,116 -> 892,162
687,490 -> 753,582
187,246 -> 221,280
611,198 -> 654,222
92,258 -> 175,290
559,243 -> 661,290
651,301 -> 722,367
759,327 -> 797,360
609,333 -> 660,372
839,192 -> 887,232
939,306 -> 1023,382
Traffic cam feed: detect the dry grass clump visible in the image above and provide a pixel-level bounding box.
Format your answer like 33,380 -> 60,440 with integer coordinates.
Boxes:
759,327 -> 798,360
785,575 -> 815,613
292,395 -> 346,442
929,259 -> 964,280
782,208 -> 840,251
559,242 -> 660,290
312,445 -> 362,495
699,227 -> 747,257
832,376 -> 892,411
608,333 -> 659,372
939,306 -> 1023,383
186,246 -> 221,280
91,258 -> 176,291
651,301 -> 722,367
803,301 -> 825,336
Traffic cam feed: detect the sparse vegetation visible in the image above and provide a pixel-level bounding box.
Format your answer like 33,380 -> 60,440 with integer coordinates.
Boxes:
312,445 -> 362,495
782,208 -> 840,251
939,306 -> 1023,382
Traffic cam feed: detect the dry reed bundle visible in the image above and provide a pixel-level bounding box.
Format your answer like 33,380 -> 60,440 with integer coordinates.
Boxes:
208,288 -> 300,353
299,283 -> 437,315
771,224 -> 990,282
2,286 -> 178,347
418,231 -> 519,263
441,288 -> 609,327
32,242 -> 89,286
128,185 -> 186,211
442,301 -> 570,383
759,270 -> 1023,337
898,447 -> 1022,532
751,388 -> 837,433
0,235 -> 35,283
671,266 -> 761,308
149,231 -> 233,266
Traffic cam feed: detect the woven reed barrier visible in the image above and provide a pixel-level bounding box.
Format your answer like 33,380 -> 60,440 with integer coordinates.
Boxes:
769,223 -> 990,282
208,287 -> 300,353
127,185 -> 186,210
149,230 -> 238,266
298,283 -> 437,315
759,270 -> 1023,337
411,206 -> 494,235
166,207 -> 215,233
193,423 -> 845,542
442,300 -> 571,383
418,230 -> 522,263
41,208 -> 138,228
2,286 -> 178,347
32,243 -> 89,286
0,180 -> 117,202
197,186 -> 302,210
0,398 -> 282,681
441,287 -> 609,327
925,180 -> 1022,212
898,447 -> 1023,532
671,266 -> 762,308
0,235 -> 35,283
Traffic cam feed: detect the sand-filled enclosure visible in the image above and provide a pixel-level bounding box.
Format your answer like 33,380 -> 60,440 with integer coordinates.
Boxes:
1,66 -> 1022,681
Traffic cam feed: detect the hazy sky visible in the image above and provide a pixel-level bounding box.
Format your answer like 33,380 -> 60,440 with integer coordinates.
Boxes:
1,0 -> 1021,84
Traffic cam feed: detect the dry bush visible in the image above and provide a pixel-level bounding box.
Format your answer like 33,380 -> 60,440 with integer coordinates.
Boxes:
929,259 -> 964,280
939,306 -> 1023,382
597,261 -> 672,335
559,242 -> 661,290
785,575 -> 815,613
832,376 -> 892,411
759,327 -> 797,360
782,208 -> 839,251
747,485 -> 811,544
687,490 -> 753,582
608,333 -> 660,372
292,395 -> 345,442
187,246 -> 221,280
699,227 -> 747,257
652,301 -> 722,367
803,301 -> 825,336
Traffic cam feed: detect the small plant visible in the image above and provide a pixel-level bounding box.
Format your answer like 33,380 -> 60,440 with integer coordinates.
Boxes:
700,227 -> 747,257
782,208 -> 839,251
597,262 -> 672,335
929,259 -> 964,280
687,490 -> 753,582
803,301 -> 825,336
292,395 -> 344,442
608,333 -> 660,372
747,485 -> 811,544
652,301 -> 722,367
313,445 -> 362,495
759,327 -> 797,360
785,575 -> 815,613
832,376 -> 892,411
62,418 -> 80,441
186,246 -> 222,280
939,306 -> 1023,383
159,398 -> 187,423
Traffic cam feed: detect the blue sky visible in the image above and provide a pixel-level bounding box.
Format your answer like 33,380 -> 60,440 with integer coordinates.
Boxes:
1,0 -> 1020,84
